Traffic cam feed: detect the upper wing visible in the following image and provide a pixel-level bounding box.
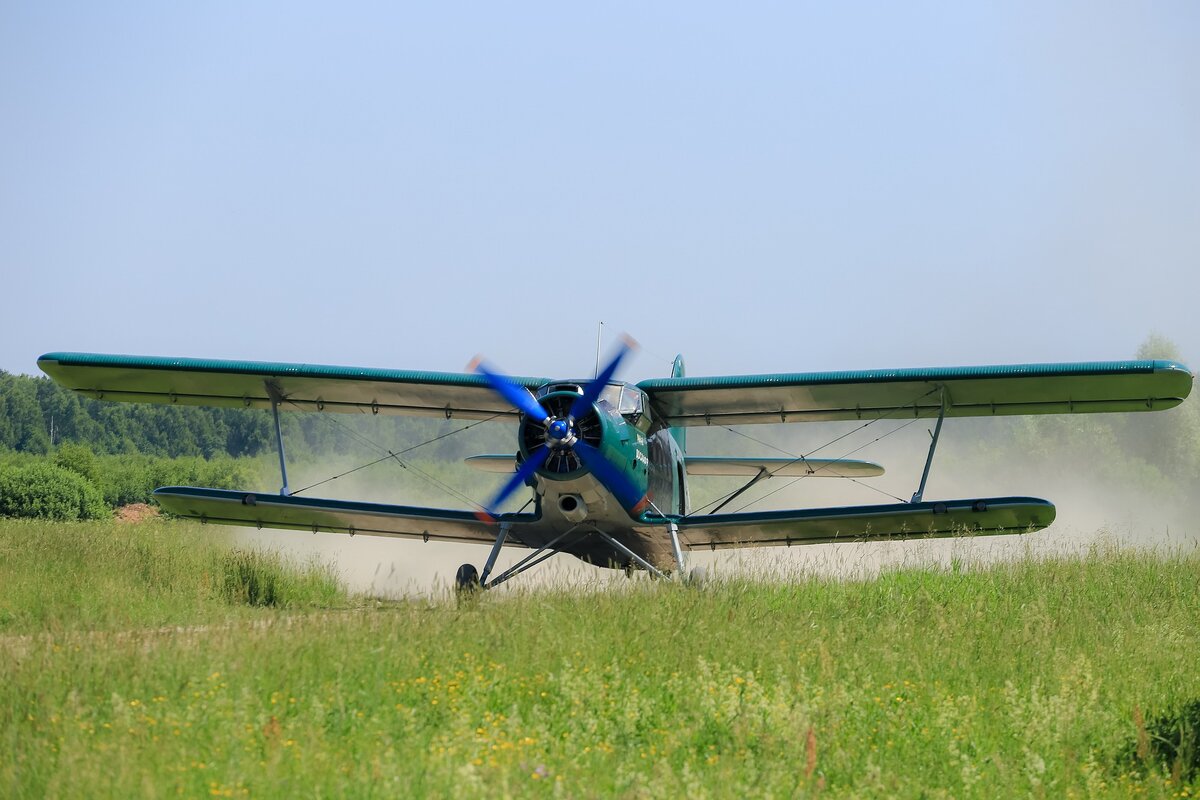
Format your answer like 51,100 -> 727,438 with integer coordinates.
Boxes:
638,360 -> 1193,426
38,352 -> 551,420
154,487 -> 541,545
673,496 -> 1055,549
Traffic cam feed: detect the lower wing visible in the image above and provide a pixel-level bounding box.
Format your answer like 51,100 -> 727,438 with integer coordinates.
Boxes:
674,497 -> 1055,549
153,487 -> 540,546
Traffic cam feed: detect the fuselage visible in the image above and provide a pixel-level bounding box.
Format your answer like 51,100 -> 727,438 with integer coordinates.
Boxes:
518,374 -> 691,570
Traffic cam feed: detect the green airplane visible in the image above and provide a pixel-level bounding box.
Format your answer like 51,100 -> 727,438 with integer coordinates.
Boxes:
38,342 -> 1193,591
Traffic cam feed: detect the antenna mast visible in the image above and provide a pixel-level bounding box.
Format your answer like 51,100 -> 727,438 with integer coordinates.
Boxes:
594,321 -> 604,379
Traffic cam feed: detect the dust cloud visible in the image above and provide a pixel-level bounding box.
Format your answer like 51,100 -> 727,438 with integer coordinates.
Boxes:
231,443 -> 624,599
233,403 -> 1198,598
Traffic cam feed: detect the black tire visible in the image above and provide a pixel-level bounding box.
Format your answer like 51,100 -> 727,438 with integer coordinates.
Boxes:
455,563 -> 480,592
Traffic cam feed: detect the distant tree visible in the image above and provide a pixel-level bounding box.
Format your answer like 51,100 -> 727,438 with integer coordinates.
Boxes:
0,373 -> 51,453
1122,333 -> 1200,487
944,333 -> 1198,504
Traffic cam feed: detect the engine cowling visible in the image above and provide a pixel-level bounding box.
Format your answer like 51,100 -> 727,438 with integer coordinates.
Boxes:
518,390 -> 604,478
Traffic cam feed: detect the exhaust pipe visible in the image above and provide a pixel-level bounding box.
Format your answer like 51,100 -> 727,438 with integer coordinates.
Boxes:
557,494 -> 588,523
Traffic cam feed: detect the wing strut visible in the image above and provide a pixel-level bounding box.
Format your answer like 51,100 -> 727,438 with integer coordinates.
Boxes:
708,467 -> 771,514
479,521 -> 511,585
667,521 -> 686,575
911,388 -> 946,503
266,381 -> 291,496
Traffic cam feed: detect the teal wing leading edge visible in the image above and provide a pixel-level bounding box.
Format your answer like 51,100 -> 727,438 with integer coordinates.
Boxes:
638,360 -> 1193,425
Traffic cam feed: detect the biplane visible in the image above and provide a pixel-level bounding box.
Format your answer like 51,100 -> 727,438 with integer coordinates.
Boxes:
38,342 -> 1193,590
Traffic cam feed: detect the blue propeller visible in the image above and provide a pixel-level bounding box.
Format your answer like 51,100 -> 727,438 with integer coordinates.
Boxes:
470,336 -> 646,521
473,445 -> 550,523
574,440 -> 650,514
467,357 -> 550,424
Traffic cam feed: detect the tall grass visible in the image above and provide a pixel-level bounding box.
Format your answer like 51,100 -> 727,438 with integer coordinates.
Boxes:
1,519 -> 1198,797
0,519 -> 348,633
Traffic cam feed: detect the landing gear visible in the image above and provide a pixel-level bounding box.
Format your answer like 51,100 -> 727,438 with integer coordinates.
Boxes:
455,563 -> 480,595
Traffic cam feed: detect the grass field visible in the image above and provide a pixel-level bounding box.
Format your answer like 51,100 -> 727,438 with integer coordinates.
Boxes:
2,519 -> 1198,798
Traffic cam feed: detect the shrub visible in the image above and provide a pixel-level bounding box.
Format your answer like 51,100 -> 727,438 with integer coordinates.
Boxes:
148,456 -> 258,495
85,454 -> 262,508
93,456 -> 151,507
54,442 -> 98,483
0,462 -> 109,520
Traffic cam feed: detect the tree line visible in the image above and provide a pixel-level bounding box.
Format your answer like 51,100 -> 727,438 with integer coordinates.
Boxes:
0,371 -> 510,460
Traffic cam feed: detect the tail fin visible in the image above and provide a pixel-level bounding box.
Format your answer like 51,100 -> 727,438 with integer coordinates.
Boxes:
670,355 -> 686,454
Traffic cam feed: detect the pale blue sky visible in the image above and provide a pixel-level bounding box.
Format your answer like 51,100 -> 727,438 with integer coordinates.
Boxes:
3,1 -> 1198,382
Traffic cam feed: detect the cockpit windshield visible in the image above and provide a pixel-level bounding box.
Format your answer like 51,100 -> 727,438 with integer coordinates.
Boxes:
539,382 -> 650,428
618,386 -> 642,416
596,384 -> 623,410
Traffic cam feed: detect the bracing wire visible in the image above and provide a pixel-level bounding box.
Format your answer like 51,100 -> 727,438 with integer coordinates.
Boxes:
721,416 -> 925,513
284,403 -> 505,509
686,386 -> 940,516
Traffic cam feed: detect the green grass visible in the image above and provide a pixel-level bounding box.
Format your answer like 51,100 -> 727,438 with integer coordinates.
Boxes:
2,520 -> 1199,798
0,519 -> 347,633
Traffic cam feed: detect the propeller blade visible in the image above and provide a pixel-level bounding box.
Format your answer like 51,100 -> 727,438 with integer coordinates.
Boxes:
571,334 -> 638,419
475,446 -> 550,523
469,357 -> 549,422
574,440 -> 650,515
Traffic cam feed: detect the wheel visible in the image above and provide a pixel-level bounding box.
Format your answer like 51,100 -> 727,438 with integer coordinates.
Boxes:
686,566 -> 707,586
455,563 -> 480,593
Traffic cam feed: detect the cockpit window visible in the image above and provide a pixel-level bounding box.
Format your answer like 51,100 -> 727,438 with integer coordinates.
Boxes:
618,386 -> 642,416
537,383 -> 584,398
597,385 -> 623,409
620,387 -> 652,431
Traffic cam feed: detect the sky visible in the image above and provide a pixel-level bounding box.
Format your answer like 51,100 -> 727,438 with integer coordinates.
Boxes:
2,2 -> 1198,593
2,2 -> 1198,383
